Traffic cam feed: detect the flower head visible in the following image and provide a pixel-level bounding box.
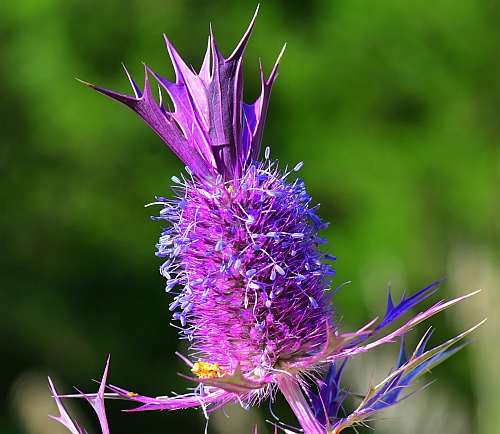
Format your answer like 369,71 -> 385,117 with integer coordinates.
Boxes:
154,153 -> 336,390
52,7 -> 482,434
81,5 -> 338,399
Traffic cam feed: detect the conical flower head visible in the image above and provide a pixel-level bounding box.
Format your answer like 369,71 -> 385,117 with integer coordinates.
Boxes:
83,7 -> 336,389
154,156 -> 336,382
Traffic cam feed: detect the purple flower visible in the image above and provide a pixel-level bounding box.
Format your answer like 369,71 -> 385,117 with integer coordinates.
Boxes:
81,6 -> 339,401
51,7 -> 482,434
154,157 -> 336,380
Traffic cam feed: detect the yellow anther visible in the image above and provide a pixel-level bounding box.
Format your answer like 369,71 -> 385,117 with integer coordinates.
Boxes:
227,186 -> 234,194
128,391 -> 139,397
191,359 -> 230,379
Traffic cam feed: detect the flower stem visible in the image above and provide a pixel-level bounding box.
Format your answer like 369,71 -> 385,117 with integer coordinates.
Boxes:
277,374 -> 325,434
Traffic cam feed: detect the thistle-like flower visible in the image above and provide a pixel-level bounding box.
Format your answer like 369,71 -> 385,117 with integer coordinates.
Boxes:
50,7 -> 482,434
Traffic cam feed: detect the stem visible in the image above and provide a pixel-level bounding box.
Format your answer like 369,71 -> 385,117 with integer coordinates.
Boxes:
277,374 -> 325,434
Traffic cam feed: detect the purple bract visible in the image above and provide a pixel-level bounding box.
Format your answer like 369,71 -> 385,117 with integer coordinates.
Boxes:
80,7 -> 282,182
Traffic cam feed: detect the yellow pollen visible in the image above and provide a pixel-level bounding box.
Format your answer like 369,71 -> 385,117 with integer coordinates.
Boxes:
128,392 -> 139,397
227,186 -> 234,193
191,359 -> 230,379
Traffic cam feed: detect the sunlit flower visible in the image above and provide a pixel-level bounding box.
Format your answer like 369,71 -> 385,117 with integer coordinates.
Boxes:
50,7 -> 481,434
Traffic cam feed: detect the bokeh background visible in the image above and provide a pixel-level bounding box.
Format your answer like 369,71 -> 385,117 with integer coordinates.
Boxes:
1,0 -> 498,433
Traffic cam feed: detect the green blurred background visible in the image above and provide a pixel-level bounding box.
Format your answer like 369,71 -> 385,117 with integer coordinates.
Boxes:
1,0 -> 498,433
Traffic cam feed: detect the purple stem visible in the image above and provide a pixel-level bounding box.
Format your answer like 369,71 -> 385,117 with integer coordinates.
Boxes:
277,374 -> 325,434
